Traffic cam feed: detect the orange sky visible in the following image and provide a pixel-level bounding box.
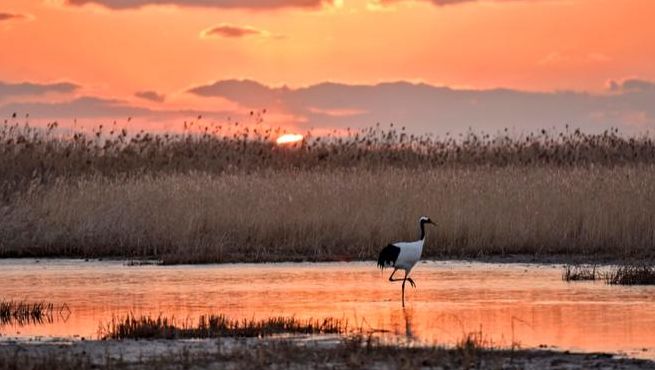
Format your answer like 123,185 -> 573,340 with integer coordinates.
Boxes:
1,0 -> 654,133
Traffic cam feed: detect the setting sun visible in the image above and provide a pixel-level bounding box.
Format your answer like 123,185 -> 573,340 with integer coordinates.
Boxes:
276,133 -> 303,145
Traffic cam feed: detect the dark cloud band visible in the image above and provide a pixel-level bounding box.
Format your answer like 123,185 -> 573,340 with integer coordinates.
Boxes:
202,24 -> 266,38
135,90 -> 166,103
188,79 -> 655,133
0,81 -> 79,98
66,0 -> 325,10
0,12 -> 28,21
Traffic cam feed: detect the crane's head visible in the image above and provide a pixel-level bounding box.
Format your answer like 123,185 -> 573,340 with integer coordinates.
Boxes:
419,216 -> 436,226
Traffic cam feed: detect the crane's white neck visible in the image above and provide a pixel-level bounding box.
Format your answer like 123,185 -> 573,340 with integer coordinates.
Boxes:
419,220 -> 427,241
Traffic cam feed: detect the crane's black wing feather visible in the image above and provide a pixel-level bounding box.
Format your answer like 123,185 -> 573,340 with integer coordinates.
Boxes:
377,244 -> 400,270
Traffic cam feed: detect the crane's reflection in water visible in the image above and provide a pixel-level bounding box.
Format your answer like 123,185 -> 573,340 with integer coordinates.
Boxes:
403,308 -> 414,340
1,259 -> 654,359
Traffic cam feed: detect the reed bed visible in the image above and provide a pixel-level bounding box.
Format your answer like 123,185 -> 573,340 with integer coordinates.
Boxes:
99,314 -> 347,340
0,300 -> 54,326
2,165 -> 655,262
2,119 -> 655,263
3,118 -> 655,199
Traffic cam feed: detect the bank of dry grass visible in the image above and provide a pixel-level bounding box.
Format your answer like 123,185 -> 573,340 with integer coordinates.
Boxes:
1,166 -> 654,263
99,314 -> 346,340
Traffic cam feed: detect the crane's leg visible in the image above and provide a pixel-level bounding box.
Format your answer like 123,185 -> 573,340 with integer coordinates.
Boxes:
388,268 -> 401,282
391,269 -> 416,288
401,270 -> 408,307
389,269 -> 411,307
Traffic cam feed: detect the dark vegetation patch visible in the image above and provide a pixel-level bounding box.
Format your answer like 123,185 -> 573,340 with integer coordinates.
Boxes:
99,314 -> 347,340
0,300 -> 63,326
606,265 -> 655,285
563,264 -> 655,285
562,264 -> 598,281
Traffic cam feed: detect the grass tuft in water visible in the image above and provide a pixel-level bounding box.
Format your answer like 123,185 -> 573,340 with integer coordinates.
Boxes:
605,264 -> 655,285
99,314 -> 348,340
0,300 -> 56,326
562,265 -> 598,281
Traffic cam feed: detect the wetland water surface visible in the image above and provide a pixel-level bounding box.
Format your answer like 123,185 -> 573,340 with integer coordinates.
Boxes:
1,259 -> 654,359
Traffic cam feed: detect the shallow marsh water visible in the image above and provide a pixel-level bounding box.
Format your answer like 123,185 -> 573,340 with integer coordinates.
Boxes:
1,259 -> 654,359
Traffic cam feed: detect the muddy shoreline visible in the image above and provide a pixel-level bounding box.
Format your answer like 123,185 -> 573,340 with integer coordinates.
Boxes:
1,337 -> 654,370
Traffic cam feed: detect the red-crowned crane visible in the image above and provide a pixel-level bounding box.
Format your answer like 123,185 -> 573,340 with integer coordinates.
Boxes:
377,216 -> 436,307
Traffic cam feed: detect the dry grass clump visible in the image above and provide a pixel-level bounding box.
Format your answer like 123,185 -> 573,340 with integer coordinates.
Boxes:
99,314 -> 347,340
606,265 -> 655,285
0,300 -> 54,326
1,166 -> 654,262
562,263 -> 655,285
562,265 -> 599,281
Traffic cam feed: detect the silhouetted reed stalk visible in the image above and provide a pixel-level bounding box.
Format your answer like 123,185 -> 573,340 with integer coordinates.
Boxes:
99,314 -> 347,340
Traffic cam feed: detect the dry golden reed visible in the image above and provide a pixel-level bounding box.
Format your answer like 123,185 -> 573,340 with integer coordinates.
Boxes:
3,116 -> 655,262
3,117 -> 655,200
2,166 -> 654,263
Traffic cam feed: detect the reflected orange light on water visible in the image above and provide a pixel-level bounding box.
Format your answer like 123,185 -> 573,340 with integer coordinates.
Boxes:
1,260 -> 655,359
276,134 -> 304,145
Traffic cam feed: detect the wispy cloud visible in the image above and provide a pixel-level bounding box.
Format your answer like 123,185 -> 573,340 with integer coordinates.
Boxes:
0,12 -> 28,22
135,90 -> 166,103
65,0 -> 329,10
201,24 -> 270,38
0,95 -> 233,124
0,81 -> 79,98
1,96 -> 150,119
373,0 -> 532,7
